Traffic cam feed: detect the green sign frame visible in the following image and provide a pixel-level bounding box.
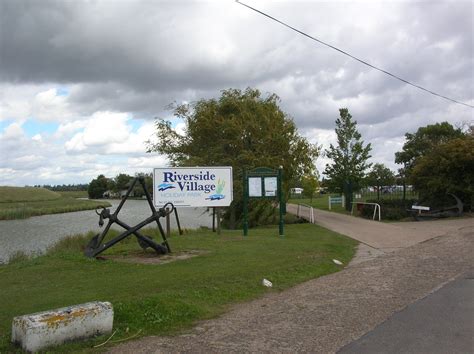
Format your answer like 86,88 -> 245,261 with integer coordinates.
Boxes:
243,167 -> 285,237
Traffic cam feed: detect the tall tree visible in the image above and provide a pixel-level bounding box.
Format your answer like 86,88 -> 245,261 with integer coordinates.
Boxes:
324,108 -> 372,198
395,122 -> 463,178
147,88 -> 319,227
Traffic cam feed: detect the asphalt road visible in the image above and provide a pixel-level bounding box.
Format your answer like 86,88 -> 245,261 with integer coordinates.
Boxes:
339,269 -> 474,354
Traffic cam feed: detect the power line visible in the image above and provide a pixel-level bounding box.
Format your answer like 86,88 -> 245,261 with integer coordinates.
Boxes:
236,0 -> 474,109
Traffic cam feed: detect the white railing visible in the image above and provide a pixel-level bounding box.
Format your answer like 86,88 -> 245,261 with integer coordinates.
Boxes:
297,203 -> 315,223
351,201 -> 381,221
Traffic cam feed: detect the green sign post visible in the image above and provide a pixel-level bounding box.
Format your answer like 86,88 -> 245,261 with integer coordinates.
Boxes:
243,167 -> 285,237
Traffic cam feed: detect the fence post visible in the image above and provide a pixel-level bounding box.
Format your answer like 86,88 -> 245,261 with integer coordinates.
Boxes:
212,207 -> 216,232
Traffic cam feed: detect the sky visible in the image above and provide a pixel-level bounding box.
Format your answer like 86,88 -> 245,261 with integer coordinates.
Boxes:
0,0 -> 473,186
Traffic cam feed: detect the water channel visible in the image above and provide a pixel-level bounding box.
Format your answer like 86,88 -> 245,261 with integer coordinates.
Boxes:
0,200 -> 213,264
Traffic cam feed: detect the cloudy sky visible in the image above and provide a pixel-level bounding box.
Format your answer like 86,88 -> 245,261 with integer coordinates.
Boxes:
0,0 -> 472,186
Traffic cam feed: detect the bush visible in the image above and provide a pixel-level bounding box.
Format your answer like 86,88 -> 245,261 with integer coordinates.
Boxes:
358,199 -> 418,220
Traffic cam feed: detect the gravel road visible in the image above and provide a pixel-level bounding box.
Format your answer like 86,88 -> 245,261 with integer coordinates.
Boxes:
109,218 -> 473,353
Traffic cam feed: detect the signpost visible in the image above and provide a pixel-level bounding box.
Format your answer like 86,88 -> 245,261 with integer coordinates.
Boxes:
153,167 -> 233,207
243,167 -> 285,237
328,195 -> 345,210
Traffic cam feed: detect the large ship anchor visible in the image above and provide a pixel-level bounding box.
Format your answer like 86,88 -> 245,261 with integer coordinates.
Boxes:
84,176 -> 172,258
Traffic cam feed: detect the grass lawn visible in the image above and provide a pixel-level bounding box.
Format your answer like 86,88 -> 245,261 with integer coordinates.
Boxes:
57,191 -> 89,198
0,224 -> 357,352
0,187 -> 110,220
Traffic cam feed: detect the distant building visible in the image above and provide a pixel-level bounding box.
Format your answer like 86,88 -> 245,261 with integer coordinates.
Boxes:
290,187 -> 304,194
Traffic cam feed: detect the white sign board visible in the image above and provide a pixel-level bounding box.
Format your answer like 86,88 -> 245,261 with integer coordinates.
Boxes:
411,205 -> 430,211
248,177 -> 262,197
153,167 -> 233,207
264,177 -> 277,197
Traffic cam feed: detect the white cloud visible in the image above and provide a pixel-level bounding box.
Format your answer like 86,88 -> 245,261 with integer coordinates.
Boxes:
2,122 -> 24,139
54,120 -> 88,138
32,134 -> 42,142
66,111 -> 131,152
128,155 -> 169,169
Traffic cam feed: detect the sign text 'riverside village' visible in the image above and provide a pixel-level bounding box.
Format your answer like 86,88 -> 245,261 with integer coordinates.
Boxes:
153,167 -> 233,207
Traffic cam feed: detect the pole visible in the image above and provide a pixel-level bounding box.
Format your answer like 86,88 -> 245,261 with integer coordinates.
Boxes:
174,207 -> 183,235
212,207 -> 216,232
278,167 -> 284,237
217,208 -> 221,235
243,169 -> 249,236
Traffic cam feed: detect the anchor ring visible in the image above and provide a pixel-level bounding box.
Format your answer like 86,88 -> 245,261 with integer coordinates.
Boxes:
95,206 -> 106,215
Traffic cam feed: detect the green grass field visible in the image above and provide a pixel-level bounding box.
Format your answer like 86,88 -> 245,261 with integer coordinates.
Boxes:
0,224 -> 357,352
57,190 -> 89,198
0,187 -> 110,220
0,186 -> 61,202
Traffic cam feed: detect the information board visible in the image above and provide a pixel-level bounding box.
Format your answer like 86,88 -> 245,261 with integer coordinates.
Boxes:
264,177 -> 277,197
248,177 -> 262,197
154,167 -> 233,207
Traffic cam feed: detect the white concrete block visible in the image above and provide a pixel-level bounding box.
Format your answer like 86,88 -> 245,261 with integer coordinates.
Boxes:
12,301 -> 113,352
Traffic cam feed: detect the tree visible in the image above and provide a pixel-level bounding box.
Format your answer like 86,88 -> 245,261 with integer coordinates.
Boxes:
88,175 -> 109,199
113,173 -> 133,192
147,88 -> 319,227
324,108 -> 372,205
132,173 -> 153,197
395,122 -> 463,178
301,174 -> 319,202
410,136 -> 474,209
366,163 -> 396,200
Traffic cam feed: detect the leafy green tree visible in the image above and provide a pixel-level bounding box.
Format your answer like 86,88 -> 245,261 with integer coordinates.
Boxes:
324,108 -> 372,202
147,87 -> 319,227
395,122 -> 463,178
366,163 -> 395,186
301,174 -> 319,202
366,163 -> 396,199
88,175 -> 109,199
132,173 -> 153,197
113,173 -> 133,192
411,136 -> 474,209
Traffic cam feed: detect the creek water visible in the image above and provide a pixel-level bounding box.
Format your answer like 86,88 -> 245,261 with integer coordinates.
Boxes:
0,199 -> 213,264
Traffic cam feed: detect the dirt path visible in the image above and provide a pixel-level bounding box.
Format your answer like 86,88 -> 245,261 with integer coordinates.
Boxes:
109,213 -> 473,353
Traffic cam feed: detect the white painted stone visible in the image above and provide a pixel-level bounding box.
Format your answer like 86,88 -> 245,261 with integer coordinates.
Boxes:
12,301 -> 113,352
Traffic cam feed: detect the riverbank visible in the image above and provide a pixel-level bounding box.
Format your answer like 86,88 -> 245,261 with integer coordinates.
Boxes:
0,200 -> 213,264
0,187 -> 110,220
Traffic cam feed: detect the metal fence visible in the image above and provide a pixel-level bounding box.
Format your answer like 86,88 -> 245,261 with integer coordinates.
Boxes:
354,186 -> 417,201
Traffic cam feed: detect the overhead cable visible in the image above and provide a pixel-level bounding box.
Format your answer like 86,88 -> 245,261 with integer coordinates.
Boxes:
236,0 -> 473,108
